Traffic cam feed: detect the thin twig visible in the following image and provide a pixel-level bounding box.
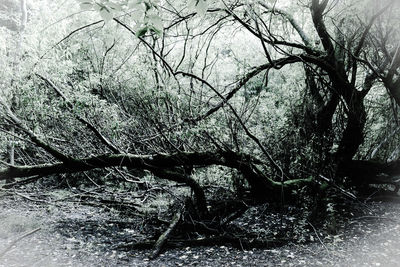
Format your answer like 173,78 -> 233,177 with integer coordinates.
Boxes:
13,191 -> 49,203
307,221 -> 330,255
0,228 -> 41,258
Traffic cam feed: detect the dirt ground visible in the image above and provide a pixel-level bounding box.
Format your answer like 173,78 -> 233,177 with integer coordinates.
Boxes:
1,192 -> 400,267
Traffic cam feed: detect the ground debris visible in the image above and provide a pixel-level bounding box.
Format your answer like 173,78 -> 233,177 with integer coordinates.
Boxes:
1,193 -> 400,266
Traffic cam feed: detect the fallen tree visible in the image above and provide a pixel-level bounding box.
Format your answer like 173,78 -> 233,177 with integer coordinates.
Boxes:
0,150 -> 312,203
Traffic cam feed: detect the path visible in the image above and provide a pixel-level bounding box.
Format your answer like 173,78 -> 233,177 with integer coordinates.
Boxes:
0,194 -> 400,266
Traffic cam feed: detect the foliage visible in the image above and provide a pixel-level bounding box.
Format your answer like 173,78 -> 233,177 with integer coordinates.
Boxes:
0,0 -> 399,252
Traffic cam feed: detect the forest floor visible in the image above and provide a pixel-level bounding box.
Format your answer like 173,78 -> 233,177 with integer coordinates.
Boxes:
1,188 -> 400,267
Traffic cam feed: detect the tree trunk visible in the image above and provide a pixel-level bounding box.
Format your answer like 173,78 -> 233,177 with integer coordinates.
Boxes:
337,112 -> 366,162
335,93 -> 367,180
0,151 -> 313,204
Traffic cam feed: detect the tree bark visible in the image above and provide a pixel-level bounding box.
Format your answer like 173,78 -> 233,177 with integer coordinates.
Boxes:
336,103 -> 367,162
150,209 -> 182,259
0,151 -> 312,202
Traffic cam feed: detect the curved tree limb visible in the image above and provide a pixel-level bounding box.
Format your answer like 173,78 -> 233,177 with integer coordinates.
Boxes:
310,0 -> 334,54
224,5 -> 316,54
191,55 -> 304,122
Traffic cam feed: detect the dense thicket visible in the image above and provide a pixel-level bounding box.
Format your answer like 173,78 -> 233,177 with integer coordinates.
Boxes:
0,0 -> 399,250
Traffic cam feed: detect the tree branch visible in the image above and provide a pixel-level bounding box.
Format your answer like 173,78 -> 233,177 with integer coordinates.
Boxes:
0,151 -> 312,200
258,1 -> 312,46
310,0 -> 334,54
0,98 -> 73,163
224,5 -> 317,54
36,74 -> 122,154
